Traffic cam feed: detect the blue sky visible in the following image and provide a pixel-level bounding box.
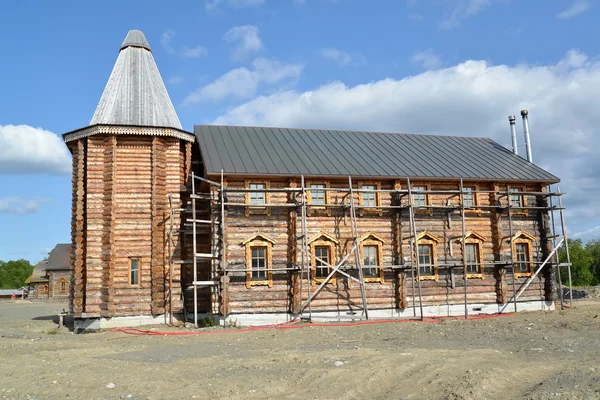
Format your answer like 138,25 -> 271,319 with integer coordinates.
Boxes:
1,0 -> 599,263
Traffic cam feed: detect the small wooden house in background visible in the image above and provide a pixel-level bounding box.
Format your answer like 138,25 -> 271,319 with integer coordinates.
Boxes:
62,30 -> 570,331
25,244 -> 71,300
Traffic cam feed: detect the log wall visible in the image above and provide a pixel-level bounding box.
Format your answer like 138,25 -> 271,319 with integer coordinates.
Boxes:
203,177 -> 554,316
68,133 -> 188,318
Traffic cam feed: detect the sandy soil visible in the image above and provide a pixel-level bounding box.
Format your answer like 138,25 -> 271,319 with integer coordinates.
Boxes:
0,300 -> 599,400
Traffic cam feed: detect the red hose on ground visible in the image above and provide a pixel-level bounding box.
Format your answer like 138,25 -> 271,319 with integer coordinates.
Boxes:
109,312 -> 514,336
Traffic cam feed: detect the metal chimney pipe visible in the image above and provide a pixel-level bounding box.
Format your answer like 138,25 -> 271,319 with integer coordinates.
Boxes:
508,115 -> 518,155
521,109 -> 533,163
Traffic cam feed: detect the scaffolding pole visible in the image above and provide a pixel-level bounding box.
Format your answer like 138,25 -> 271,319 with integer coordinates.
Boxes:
300,175 -> 311,320
459,178 -> 468,319
348,176 -> 369,319
191,171 -> 198,328
220,170 -> 227,319
558,187 -> 573,307
548,185 -> 564,310
507,186 -> 518,313
406,178 -> 424,320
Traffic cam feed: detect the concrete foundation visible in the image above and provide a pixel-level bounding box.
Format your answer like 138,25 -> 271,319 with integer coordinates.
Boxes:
218,300 -> 555,326
74,301 -> 554,331
73,313 -> 184,333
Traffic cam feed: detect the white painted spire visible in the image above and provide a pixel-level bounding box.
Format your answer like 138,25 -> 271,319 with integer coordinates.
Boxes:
90,30 -> 182,129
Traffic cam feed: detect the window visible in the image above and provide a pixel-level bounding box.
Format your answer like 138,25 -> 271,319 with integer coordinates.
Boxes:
243,234 -> 275,288
510,188 -> 523,208
363,245 -> 378,277
251,246 -> 267,279
245,180 -> 271,217
358,182 -> 382,216
249,183 -> 265,205
415,231 -> 440,281
130,258 -> 140,286
463,232 -> 486,279
412,185 -> 427,207
314,246 -> 330,278
310,184 -> 326,205
418,244 -> 434,276
511,231 -> 535,278
308,232 -> 338,286
359,232 -> 385,283
465,243 -> 480,273
58,278 -> 68,294
463,187 -> 476,208
42,285 -> 49,295
362,185 -> 376,207
515,243 -> 529,272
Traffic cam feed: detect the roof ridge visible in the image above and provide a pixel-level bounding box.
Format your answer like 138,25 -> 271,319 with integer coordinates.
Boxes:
193,124 -> 492,141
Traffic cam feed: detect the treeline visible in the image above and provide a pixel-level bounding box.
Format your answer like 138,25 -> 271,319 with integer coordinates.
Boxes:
0,260 -> 33,289
559,239 -> 600,287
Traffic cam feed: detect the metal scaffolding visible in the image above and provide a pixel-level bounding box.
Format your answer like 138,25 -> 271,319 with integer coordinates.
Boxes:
178,174 -> 573,325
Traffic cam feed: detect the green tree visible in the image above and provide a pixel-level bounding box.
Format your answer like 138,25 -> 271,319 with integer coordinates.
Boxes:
0,259 -> 34,289
585,239 -> 600,286
559,239 -> 594,287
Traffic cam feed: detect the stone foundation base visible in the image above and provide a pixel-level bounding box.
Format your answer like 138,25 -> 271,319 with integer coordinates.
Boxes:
73,313 -> 184,333
218,300 -> 555,326
73,301 -> 555,331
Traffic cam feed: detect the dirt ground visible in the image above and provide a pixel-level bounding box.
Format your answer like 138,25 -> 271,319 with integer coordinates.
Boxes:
0,300 -> 599,400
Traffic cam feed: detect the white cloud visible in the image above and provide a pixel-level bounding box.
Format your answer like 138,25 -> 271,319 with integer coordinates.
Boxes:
440,0 -> 492,29
319,48 -> 365,67
183,58 -> 303,104
161,30 -> 176,54
224,25 -> 264,61
183,46 -> 208,58
0,197 -> 51,215
0,125 -> 71,175
573,225 -> 600,242
557,0 -> 590,19
411,49 -> 442,69
161,30 -> 207,58
206,0 -> 265,11
211,50 -> 600,239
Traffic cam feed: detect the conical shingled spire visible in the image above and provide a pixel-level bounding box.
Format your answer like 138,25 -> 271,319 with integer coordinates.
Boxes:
90,30 -> 182,129
120,29 -> 151,51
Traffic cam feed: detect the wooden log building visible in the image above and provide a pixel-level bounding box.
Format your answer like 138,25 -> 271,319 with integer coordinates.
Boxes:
62,30 -> 567,330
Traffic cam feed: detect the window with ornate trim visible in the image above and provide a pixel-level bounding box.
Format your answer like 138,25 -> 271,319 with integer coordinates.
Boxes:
358,181 -> 382,216
511,231 -> 535,278
245,180 -> 271,217
308,183 -> 328,205
509,186 -> 529,215
412,184 -> 433,215
308,232 -> 338,286
462,186 -> 477,208
243,234 -> 275,288
412,185 -> 428,207
416,231 -> 440,281
461,231 -> 486,279
42,285 -> 49,295
509,187 -> 528,208
58,278 -> 68,294
307,182 -> 331,216
359,232 -> 385,284
129,258 -> 140,286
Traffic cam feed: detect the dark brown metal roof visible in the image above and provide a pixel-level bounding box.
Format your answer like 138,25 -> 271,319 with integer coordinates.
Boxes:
194,125 -> 560,183
46,244 -> 71,271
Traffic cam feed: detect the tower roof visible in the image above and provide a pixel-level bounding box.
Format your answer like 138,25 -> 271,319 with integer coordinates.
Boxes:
90,30 -> 182,129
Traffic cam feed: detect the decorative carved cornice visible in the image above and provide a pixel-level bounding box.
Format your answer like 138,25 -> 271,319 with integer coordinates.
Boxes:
63,124 -> 195,143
